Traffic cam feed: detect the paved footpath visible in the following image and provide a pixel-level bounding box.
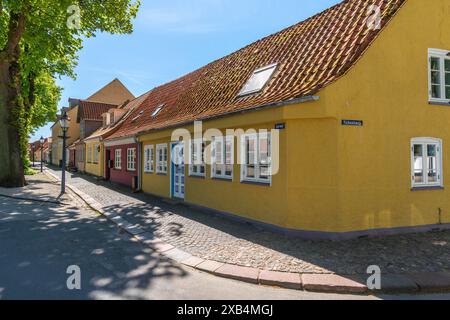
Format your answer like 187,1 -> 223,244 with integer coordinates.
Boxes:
41,167 -> 450,294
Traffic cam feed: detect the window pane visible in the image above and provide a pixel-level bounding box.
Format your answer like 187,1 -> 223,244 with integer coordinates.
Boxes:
259,136 -> 269,165
246,165 -> 255,178
432,85 -> 441,99
216,140 -> 223,165
446,86 -> 450,99
240,65 -> 277,95
225,165 -> 233,177
246,137 -> 256,165
225,139 -> 233,165
431,57 -> 440,70
445,59 -> 450,72
427,144 -> 438,183
414,144 -> 424,184
431,71 -> 441,84
260,166 -> 270,180
446,72 -> 450,86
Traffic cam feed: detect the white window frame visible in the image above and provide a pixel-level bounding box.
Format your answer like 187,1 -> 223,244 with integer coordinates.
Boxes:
411,137 -> 443,188
144,145 -> 154,173
428,48 -> 450,104
127,148 -> 136,171
189,139 -> 206,177
156,144 -> 168,174
240,132 -> 272,184
115,149 -> 122,170
211,136 -> 234,180
238,63 -> 278,97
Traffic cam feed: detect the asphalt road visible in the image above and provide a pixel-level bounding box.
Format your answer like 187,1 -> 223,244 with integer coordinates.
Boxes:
0,194 -> 448,300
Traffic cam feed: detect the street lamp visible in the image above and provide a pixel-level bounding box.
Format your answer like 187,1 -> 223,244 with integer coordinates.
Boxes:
31,144 -> 35,167
59,111 -> 70,194
40,136 -> 45,173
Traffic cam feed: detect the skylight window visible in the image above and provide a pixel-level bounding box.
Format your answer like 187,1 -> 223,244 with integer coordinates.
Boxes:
151,104 -> 164,117
238,63 -> 277,97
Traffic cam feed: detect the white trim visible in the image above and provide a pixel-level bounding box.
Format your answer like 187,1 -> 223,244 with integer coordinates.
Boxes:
144,145 -> 154,173
428,48 -> 450,104
189,139 -> 206,177
104,137 -> 136,147
240,132 -> 272,185
127,148 -> 136,171
410,137 -> 443,188
156,143 -> 168,174
114,149 -> 122,170
211,136 -> 234,180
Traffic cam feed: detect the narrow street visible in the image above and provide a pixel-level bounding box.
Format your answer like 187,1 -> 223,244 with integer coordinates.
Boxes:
0,171 -> 449,300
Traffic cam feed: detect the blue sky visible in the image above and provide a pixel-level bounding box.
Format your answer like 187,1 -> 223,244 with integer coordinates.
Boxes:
31,0 -> 340,141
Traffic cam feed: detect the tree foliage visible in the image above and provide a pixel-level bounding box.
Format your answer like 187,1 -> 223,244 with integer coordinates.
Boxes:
0,0 -> 140,186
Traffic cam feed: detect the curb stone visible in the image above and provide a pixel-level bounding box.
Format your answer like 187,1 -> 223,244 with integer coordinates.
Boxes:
43,170 -> 450,295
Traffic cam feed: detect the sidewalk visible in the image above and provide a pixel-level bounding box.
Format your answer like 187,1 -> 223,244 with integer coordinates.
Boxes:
43,167 -> 450,294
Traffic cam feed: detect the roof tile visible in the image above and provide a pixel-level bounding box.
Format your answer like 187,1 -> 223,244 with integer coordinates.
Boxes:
107,0 -> 406,141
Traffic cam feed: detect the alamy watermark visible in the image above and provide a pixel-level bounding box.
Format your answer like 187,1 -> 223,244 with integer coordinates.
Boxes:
367,265 -> 382,290
67,4 -> 81,30
367,5 -> 382,30
66,265 -> 81,290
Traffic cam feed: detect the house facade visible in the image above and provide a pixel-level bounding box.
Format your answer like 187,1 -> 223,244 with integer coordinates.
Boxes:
100,93 -> 151,186
77,0 -> 450,239
50,79 -> 134,170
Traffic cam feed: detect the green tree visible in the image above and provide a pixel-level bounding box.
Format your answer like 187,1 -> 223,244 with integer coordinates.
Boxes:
0,0 -> 140,187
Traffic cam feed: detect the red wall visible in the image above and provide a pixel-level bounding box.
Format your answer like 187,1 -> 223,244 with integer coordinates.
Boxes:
105,143 -> 138,187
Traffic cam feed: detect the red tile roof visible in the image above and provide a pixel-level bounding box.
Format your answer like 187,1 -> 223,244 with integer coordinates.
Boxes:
84,91 -> 152,141
78,100 -> 120,122
107,0 -> 406,141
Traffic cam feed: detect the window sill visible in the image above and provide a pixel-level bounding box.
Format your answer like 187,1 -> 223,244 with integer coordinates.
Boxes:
241,180 -> 271,186
144,171 -> 154,174
156,172 -> 167,176
212,177 -> 233,182
189,175 -> 206,179
411,186 -> 444,192
429,100 -> 450,106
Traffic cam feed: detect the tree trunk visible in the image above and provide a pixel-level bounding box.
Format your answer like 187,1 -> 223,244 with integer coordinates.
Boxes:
0,11 -> 27,187
0,63 -> 26,187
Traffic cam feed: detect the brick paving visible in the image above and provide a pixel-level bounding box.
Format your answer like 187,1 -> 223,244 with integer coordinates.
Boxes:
46,167 -> 450,275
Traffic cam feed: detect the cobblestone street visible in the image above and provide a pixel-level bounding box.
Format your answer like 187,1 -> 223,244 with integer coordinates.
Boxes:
47,168 -> 450,276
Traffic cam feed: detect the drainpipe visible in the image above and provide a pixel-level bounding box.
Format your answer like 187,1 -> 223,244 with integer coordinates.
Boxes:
135,136 -> 142,192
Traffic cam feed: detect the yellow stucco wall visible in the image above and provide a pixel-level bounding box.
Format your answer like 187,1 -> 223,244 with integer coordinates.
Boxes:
51,123 -> 62,165
85,142 -> 104,177
312,0 -> 450,232
139,0 -> 450,234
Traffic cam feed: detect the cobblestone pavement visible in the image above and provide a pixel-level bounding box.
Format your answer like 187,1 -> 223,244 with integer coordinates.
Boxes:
47,168 -> 450,275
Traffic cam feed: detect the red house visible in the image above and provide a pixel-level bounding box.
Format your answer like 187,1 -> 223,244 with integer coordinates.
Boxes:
102,92 -> 151,188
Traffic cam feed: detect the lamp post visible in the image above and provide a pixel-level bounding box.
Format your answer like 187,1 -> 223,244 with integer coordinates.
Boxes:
31,144 -> 35,167
59,111 -> 70,194
40,136 -> 45,173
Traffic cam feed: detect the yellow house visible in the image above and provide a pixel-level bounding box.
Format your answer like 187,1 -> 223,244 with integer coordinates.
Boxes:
84,93 -> 149,178
50,106 -> 80,166
106,0 -> 450,239
50,79 -> 134,170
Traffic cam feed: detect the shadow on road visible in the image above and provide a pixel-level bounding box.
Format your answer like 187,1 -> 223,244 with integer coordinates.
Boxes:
0,195 -> 187,300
